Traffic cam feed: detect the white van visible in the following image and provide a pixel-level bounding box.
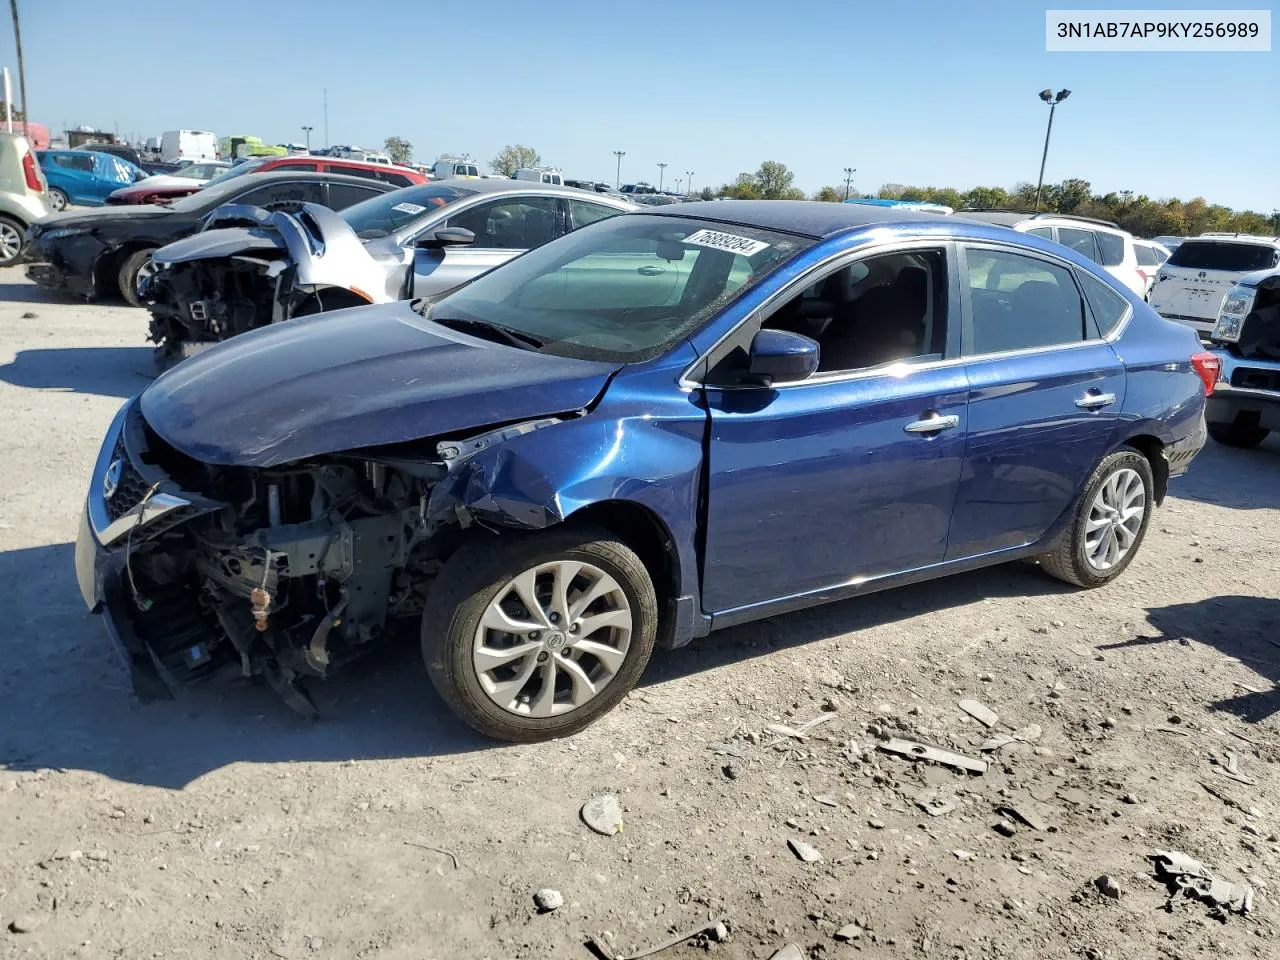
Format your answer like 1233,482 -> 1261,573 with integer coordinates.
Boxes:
160,130 -> 218,163
431,156 -> 480,180
364,153 -> 392,166
513,167 -> 563,186
1148,234 -> 1280,337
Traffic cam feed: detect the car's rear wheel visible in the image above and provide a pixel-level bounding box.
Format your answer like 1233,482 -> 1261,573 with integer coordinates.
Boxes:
47,187 -> 69,212
422,527 -> 658,742
117,248 -> 155,307
0,215 -> 26,266
1039,448 -> 1153,588
1208,416 -> 1269,449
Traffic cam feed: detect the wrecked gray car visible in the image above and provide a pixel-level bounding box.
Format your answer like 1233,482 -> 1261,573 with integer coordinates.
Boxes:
141,180 -> 635,365
1205,267 -> 1280,447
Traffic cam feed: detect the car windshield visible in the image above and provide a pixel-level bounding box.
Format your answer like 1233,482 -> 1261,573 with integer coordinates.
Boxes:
427,214 -> 812,362
1167,240 -> 1279,272
196,157 -> 268,190
340,183 -> 476,239
173,162 -> 223,181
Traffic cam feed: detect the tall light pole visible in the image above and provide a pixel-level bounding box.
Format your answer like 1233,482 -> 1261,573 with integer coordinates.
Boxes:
843,166 -> 856,200
686,170 -> 694,195
9,0 -> 29,139
657,162 -> 667,191
301,125 -> 313,151
1034,88 -> 1071,212
613,150 -> 625,188
675,178 -> 682,195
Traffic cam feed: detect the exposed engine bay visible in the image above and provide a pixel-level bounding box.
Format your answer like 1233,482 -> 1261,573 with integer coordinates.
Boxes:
1232,274 -> 1280,361
110,403 -> 557,716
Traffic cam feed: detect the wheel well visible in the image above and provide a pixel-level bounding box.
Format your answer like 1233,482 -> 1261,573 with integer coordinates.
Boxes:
295,287 -> 371,316
566,500 -> 681,647
1123,434 -> 1168,504
96,242 -> 154,296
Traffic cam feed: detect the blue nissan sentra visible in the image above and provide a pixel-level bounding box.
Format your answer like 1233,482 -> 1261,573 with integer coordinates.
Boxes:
76,201 -> 1214,741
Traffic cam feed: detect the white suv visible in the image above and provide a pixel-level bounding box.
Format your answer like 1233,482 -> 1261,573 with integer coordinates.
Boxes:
1148,234 -> 1280,338
961,212 -> 1149,298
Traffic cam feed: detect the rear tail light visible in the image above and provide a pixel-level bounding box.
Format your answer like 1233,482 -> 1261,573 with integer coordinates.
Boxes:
1190,351 -> 1221,396
21,151 -> 42,192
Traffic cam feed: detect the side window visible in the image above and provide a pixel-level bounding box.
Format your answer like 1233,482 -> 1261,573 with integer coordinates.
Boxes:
568,199 -> 622,231
284,162 -> 319,172
762,249 -> 948,374
964,248 -> 1085,354
327,182 -> 386,210
444,197 -> 559,250
1134,245 -> 1158,267
235,180 -> 327,209
1056,227 -> 1101,263
1095,231 -> 1124,266
1078,271 -> 1130,337
1025,227 -> 1055,240
56,154 -> 94,172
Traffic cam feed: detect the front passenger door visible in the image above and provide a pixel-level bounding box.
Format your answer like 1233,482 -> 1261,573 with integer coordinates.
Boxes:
414,196 -> 564,294
945,245 -> 1125,560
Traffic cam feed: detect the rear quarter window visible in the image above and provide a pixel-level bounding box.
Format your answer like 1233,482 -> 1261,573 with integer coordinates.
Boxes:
1095,232 -> 1124,267
1167,241 -> 1279,272
1134,245 -> 1158,267
1078,272 -> 1130,337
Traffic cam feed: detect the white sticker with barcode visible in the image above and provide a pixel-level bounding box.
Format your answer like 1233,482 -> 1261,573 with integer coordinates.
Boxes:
392,202 -> 426,215
682,228 -> 770,257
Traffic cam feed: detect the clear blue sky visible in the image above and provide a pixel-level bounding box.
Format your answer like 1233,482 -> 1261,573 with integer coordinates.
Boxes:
3,0 -> 1275,211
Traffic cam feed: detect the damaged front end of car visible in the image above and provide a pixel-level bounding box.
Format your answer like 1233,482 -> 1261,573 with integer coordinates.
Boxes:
143,203 -> 385,366
76,396 -> 569,716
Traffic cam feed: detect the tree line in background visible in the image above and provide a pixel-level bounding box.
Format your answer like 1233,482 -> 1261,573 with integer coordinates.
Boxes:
721,161 -> 1277,237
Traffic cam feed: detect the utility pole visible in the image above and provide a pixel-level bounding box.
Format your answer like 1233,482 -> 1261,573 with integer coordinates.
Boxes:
686,170 -> 694,195
301,125 -> 313,151
8,0 -> 28,139
613,150 -> 625,188
657,162 -> 667,191
843,167 -> 856,200
1034,88 -> 1071,211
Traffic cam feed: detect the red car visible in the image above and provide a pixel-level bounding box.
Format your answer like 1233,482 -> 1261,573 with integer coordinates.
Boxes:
106,155 -> 427,205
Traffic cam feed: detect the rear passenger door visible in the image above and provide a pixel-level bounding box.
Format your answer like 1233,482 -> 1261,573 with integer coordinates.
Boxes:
945,244 -> 1126,560
232,179 -> 327,211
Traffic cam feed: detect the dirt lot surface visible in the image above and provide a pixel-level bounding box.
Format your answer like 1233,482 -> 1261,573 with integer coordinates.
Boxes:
2,266 -> 1278,960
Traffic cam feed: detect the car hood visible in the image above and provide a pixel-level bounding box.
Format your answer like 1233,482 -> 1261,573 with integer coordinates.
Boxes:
139,300 -> 622,468
34,205 -> 171,229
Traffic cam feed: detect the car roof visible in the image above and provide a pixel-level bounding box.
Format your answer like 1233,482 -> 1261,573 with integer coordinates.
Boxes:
642,199 -> 955,238
430,177 -> 637,204
266,155 -> 418,174
214,170 -> 401,189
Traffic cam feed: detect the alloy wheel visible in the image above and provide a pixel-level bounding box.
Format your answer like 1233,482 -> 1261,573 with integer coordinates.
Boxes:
0,222 -> 22,263
1084,467 -> 1145,571
472,560 -> 633,718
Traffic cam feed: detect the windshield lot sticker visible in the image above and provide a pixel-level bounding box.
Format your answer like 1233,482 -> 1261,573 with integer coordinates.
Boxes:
392,202 -> 427,215
683,229 -> 770,257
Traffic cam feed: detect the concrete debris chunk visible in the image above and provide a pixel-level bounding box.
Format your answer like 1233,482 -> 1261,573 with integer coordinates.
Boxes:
533,888 -> 564,912
834,923 -> 862,941
1150,850 -> 1253,917
1095,875 -> 1122,899
998,804 -> 1048,832
958,699 -> 998,728
878,737 -> 987,774
788,838 -> 823,863
916,791 -> 957,817
769,946 -> 804,960
581,794 -> 624,836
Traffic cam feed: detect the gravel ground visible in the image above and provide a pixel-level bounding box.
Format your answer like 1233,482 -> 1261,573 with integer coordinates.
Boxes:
1,266 -> 1278,960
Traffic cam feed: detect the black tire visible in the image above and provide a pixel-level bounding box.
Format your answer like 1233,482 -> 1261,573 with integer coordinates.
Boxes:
1039,447 -> 1154,588
47,187 -> 69,212
0,214 -> 26,266
117,248 -> 155,307
422,526 -> 658,742
1208,417 -> 1269,449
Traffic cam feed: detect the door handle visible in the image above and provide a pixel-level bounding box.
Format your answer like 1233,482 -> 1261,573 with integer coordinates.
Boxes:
904,413 -> 960,434
637,265 -> 664,276
1075,391 -> 1117,410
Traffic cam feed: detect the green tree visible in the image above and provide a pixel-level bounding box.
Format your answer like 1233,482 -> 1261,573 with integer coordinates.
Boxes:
490,144 -> 541,177
754,160 -> 796,200
962,186 -> 1010,210
383,136 -> 413,165
0,101 -> 24,121
812,185 -> 843,202
699,186 -> 715,201
719,173 -> 760,199
1056,178 -> 1092,213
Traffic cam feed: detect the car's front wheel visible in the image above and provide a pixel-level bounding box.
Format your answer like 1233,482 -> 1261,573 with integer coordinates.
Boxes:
1208,416 -> 1269,449
422,527 -> 658,742
117,248 -> 155,307
1039,448 -> 1154,588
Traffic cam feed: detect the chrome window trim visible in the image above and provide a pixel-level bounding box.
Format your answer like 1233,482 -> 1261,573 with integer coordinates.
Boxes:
679,234 -> 951,390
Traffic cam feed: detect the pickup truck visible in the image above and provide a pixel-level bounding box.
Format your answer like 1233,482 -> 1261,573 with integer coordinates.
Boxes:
1205,267 -> 1280,447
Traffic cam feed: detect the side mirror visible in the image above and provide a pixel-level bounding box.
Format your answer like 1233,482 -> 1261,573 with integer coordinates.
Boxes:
415,227 -> 475,250
746,329 -> 820,386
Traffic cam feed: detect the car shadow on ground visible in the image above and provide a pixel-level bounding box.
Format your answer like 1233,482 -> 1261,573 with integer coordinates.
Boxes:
0,346 -> 155,397
644,560 -> 1074,686
1105,595 -> 1280,724
2,539 -> 1075,790
0,281 -> 83,305
1168,436 -> 1280,511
